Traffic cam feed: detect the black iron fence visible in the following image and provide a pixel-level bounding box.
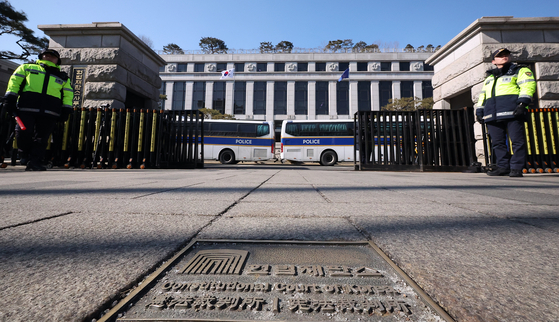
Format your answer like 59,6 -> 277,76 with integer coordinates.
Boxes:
0,108 -> 204,169
355,108 -> 476,171
483,108 -> 559,173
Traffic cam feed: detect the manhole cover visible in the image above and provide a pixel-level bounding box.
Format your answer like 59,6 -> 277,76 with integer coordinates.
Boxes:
101,239 -> 452,321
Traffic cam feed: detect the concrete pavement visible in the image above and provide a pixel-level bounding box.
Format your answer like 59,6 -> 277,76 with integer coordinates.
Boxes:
0,164 -> 558,321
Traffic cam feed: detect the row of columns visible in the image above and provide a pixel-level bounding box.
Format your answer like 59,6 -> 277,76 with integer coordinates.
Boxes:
165,80 -> 425,118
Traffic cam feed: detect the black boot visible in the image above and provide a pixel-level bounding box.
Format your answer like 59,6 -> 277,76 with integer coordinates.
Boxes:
25,160 -> 46,171
487,167 -> 510,176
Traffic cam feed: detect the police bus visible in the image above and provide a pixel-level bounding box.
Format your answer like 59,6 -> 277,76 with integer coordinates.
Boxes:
203,120 -> 275,164
280,119 -> 357,166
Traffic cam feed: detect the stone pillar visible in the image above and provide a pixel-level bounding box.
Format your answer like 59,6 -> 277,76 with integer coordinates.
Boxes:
184,81 -> 193,110
349,80 -> 358,115
392,81 -> 401,100
371,81 -> 380,111
245,81 -> 254,118
165,81 -> 174,110
225,81 -> 234,115
205,81 -> 214,110
38,22 -> 165,110
328,81 -> 337,117
266,81 -> 274,121
287,81 -> 295,117
414,81 -> 423,100
308,81 -> 316,119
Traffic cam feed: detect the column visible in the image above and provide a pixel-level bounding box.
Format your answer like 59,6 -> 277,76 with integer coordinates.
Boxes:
245,81 -> 254,118
308,81 -> 316,119
184,81 -> 193,110
205,81 -> 214,110
266,81 -> 274,121
371,81 -> 380,111
225,81 -> 234,115
328,81 -> 337,117
165,81 -> 174,110
287,80 -> 295,116
349,80 -> 358,116
414,81 -> 423,100
392,81 -> 401,100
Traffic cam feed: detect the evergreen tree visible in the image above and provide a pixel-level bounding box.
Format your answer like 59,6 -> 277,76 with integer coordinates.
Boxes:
162,43 -> 184,54
0,0 -> 49,60
199,37 -> 228,54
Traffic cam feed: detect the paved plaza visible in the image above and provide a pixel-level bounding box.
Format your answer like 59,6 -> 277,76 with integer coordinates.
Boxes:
0,164 -> 558,321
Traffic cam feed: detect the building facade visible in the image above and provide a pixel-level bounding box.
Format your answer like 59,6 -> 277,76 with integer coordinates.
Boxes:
159,51 -> 434,131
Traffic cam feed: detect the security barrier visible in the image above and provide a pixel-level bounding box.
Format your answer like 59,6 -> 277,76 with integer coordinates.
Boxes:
355,108 -> 476,171
483,108 -> 559,173
0,107 -> 204,169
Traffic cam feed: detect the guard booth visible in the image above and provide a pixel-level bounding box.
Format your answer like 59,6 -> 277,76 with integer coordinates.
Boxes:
355,108 -> 476,171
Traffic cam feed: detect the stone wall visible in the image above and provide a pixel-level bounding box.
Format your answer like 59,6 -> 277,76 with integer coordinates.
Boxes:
0,59 -> 20,95
38,22 -> 165,110
425,17 -> 559,164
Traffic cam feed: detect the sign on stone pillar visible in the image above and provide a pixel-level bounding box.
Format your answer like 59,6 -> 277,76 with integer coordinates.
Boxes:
71,67 -> 86,109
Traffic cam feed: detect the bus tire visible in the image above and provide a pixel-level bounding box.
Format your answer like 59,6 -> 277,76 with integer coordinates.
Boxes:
219,149 -> 236,164
320,150 -> 337,166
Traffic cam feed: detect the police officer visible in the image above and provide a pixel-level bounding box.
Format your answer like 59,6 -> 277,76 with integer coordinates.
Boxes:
475,48 -> 536,177
3,49 -> 73,171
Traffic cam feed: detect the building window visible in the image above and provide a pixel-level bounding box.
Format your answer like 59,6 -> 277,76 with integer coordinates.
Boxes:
358,81 -> 371,111
159,81 -> 166,110
234,81 -> 246,114
336,81 -> 349,115
401,81 -> 414,98
194,63 -> 204,72
316,81 -> 328,115
274,63 -> 285,72
274,81 -> 287,115
177,63 -> 188,72
235,63 -> 245,72
213,82 -> 226,114
381,62 -> 391,71
357,62 -> 367,71
316,63 -> 326,72
422,81 -> 433,99
192,81 -> 206,110
159,66 -> 165,72
253,81 -> 266,114
216,63 -> 227,72
257,63 -> 267,72
295,81 -> 308,115
172,81 -> 185,110
297,62 -> 308,72
400,62 -> 410,71
379,81 -> 392,108
339,62 -> 349,71
423,63 -> 434,71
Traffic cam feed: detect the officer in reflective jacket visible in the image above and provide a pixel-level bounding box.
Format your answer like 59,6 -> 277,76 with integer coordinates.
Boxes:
3,49 -> 73,171
475,48 -> 536,177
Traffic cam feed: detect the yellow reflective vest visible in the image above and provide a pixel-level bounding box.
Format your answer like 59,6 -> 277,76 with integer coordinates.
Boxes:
5,59 -> 73,118
475,63 -> 536,122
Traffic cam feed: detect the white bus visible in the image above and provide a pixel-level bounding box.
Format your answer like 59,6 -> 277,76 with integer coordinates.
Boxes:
280,119 -> 357,166
203,120 -> 275,164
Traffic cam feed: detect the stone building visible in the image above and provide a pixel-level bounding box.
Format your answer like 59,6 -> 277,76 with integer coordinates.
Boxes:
425,16 -> 559,164
38,22 -> 165,110
159,51 -> 435,132
0,59 -> 20,95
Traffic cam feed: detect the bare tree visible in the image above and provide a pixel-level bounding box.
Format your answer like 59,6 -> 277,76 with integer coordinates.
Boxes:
138,35 -> 154,49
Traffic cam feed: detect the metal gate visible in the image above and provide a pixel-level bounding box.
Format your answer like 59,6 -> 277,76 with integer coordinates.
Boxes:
355,108 -> 476,171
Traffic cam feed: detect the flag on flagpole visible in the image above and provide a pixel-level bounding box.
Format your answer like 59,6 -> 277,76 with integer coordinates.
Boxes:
220,68 -> 235,79
338,68 -> 349,82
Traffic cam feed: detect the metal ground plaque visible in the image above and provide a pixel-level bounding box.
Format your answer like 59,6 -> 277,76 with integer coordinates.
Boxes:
103,240 -> 452,322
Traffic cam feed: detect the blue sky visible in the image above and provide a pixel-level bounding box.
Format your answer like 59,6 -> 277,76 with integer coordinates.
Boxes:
3,0 -> 558,57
